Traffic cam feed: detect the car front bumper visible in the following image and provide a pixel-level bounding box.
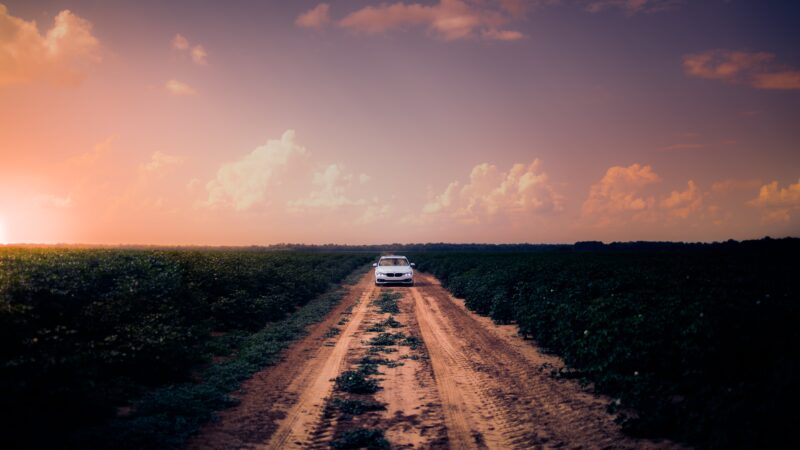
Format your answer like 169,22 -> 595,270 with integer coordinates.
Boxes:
375,272 -> 414,284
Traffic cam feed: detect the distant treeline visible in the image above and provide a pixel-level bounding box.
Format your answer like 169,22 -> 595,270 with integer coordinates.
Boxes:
267,236 -> 800,253
4,236 -> 798,254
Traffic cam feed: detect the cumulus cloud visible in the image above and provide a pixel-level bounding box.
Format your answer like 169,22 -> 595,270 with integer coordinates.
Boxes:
298,0 -> 529,41
683,49 -> 800,90
660,180 -> 703,219
582,165 -> 765,227
165,79 -> 196,96
295,3 -> 331,29
748,179 -> 800,222
205,130 -> 307,211
420,160 -> 563,224
288,163 -> 368,211
0,5 -> 100,86
582,163 -> 662,224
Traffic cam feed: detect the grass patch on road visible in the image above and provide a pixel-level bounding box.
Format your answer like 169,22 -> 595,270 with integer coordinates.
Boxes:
357,356 -> 403,375
367,332 -> 404,346
372,291 -> 401,314
325,326 -> 341,338
335,370 -> 381,394
331,398 -> 386,416
330,428 -> 389,449
366,316 -> 403,333
367,331 -> 420,350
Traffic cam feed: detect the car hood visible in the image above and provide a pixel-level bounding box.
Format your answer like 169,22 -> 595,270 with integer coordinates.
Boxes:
376,265 -> 413,272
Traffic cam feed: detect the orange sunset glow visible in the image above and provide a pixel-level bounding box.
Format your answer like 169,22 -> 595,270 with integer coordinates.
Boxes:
1,1 -> 799,245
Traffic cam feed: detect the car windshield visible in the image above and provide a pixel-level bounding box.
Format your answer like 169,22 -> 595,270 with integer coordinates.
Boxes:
379,258 -> 409,267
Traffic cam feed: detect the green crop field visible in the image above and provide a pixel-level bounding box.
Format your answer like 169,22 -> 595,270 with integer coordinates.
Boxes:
0,248 -> 373,449
2,240 -> 798,449
411,238 -> 800,449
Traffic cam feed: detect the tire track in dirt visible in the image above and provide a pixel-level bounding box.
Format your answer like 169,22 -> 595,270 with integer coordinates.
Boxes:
368,288 -> 448,449
412,284 -> 504,449
319,286 -> 449,449
262,283 -> 375,449
185,274 -> 374,450
413,273 -> 683,450
189,271 -> 684,450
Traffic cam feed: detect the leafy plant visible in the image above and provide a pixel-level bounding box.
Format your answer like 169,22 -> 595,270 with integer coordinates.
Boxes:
0,248 -> 374,449
411,240 -> 800,449
331,398 -> 386,416
330,428 -> 389,449
335,370 -> 380,394
325,327 -> 341,338
371,292 -> 401,314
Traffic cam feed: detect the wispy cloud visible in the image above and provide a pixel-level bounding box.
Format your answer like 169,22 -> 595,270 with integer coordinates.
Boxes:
481,28 -> 525,41
141,151 -> 184,174
584,0 -> 682,14
191,45 -> 208,65
33,193 -> 73,209
165,79 -> 196,96
295,3 -> 331,30
0,4 -> 101,86
659,143 -> 705,151
683,49 -> 800,90
297,0 -> 527,41
171,33 -> 208,65
171,33 -> 189,50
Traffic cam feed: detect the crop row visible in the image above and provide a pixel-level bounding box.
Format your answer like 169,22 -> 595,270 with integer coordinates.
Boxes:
0,248 -> 373,449
412,240 -> 799,449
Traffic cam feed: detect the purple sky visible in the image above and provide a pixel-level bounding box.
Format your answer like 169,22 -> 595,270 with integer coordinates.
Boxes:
1,0 -> 798,244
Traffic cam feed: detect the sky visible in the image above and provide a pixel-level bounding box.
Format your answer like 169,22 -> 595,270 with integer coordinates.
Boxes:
0,0 -> 799,245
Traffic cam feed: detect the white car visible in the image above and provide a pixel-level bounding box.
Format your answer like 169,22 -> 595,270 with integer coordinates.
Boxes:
373,255 -> 415,286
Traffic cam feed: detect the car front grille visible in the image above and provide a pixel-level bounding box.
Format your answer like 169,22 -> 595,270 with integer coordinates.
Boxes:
382,273 -> 408,277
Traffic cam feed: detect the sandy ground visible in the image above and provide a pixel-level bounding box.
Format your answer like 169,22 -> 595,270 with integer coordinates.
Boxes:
187,271 -> 683,450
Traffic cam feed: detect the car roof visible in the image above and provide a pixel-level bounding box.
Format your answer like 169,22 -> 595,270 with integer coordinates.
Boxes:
380,255 -> 407,259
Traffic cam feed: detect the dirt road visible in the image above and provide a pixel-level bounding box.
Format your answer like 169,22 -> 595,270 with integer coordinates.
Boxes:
187,272 -> 680,449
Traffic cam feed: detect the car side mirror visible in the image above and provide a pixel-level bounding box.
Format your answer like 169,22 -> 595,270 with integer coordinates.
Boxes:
410,263 -> 416,267
372,263 -> 378,267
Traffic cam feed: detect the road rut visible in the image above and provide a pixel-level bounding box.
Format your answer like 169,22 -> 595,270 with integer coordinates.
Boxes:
188,271 -> 682,449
